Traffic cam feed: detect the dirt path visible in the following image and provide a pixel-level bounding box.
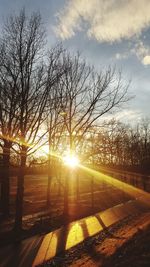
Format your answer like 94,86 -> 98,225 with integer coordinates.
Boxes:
43,212 -> 150,267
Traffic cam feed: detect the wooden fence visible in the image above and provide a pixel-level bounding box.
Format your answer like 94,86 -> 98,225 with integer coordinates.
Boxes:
99,167 -> 150,193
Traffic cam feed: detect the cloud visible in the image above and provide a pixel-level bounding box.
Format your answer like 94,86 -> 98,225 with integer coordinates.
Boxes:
115,109 -> 141,121
115,40 -> 150,65
133,41 -> 149,59
100,109 -> 142,124
54,0 -> 150,42
131,40 -> 150,65
115,52 -> 129,60
142,55 -> 150,65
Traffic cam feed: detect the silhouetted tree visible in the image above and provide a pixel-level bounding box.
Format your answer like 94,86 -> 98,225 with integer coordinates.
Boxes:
0,9 -> 65,231
56,53 -> 130,217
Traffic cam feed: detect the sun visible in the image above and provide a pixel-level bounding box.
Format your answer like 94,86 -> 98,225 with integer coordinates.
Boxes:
63,154 -> 79,168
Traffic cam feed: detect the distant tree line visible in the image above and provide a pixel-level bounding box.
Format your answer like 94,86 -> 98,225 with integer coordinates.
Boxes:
84,118 -> 150,173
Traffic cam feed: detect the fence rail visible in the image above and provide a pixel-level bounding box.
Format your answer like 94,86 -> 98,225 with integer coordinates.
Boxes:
99,167 -> 150,193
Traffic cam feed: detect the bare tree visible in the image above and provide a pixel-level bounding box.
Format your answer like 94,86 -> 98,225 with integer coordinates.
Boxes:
0,9 -> 66,231
0,22 -> 22,216
56,52 -> 130,217
46,84 -> 65,206
42,47 -> 67,207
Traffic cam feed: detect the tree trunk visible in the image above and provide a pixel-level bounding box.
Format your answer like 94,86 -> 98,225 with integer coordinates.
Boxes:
47,174 -> 52,207
63,171 -> 69,220
1,141 -> 11,217
14,146 -> 27,232
46,155 -> 52,207
91,176 -> 94,210
57,171 -> 62,196
76,172 -> 79,203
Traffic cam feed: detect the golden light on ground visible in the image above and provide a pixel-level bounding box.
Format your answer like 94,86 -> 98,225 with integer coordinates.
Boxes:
32,232 -> 58,266
65,223 -> 84,249
63,153 -> 79,168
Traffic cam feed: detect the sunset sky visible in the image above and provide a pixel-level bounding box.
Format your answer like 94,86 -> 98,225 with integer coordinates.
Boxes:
0,0 -> 150,122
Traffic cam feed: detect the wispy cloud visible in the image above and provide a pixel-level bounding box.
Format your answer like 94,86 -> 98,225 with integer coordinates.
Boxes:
115,40 -> 150,65
102,109 -> 142,124
115,52 -> 130,60
54,0 -> 150,43
132,40 -> 150,65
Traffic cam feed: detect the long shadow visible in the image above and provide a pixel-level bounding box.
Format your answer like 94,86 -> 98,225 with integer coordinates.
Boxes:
55,224 -> 70,254
72,215 -> 125,265
48,218 -> 105,266
81,219 -> 105,264
95,213 -> 125,240
9,210 -> 125,267
47,223 -> 73,266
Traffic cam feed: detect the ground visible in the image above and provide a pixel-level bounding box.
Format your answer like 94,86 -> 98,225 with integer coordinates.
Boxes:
41,212 -> 150,267
0,172 -> 150,267
0,172 -> 134,236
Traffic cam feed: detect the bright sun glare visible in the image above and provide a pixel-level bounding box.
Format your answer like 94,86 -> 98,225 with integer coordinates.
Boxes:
63,154 -> 79,168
